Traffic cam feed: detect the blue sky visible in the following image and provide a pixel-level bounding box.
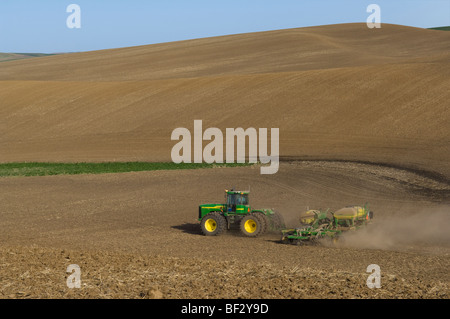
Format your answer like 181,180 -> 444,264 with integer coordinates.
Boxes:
0,0 -> 449,53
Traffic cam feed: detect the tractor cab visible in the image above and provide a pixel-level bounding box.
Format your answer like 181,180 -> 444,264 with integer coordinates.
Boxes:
225,189 -> 250,214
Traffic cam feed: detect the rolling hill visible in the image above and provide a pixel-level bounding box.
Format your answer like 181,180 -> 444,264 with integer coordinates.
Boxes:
0,23 -> 449,177
0,52 -> 56,63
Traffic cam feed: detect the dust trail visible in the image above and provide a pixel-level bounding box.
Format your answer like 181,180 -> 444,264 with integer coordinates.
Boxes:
339,207 -> 450,251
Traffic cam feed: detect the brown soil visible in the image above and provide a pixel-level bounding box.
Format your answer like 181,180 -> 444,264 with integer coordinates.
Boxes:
0,163 -> 448,298
0,24 -> 449,176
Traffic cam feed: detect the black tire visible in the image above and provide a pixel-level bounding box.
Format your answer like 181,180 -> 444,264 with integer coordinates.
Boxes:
200,212 -> 227,236
240,214 -> 264,237
253,212 -> 269,235
268,211 -> 286,231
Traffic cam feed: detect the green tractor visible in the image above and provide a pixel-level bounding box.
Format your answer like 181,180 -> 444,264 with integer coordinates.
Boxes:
198,189 -> 285,237
281,204 -> 374,245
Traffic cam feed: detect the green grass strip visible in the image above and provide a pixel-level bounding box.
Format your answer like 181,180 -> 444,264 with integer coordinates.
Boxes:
0,162 -> 254,177
428,26 -> 450,31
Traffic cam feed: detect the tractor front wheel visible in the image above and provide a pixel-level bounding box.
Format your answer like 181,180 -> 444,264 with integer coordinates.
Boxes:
240,214 -> 264,237
201,212 -> 227,236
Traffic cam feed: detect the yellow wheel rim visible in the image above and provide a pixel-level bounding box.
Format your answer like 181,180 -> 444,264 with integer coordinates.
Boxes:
204,218 -> 217,232
244,219 -> 257,233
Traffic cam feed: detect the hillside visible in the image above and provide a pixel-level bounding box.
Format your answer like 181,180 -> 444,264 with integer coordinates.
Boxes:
0,23 -> 449,177
0,52 -> 56,63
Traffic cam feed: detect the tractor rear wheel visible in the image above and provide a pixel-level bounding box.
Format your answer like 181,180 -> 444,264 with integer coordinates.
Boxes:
253,212 -> 269,235
201,212 -> 227,236
240,214 -> 264,237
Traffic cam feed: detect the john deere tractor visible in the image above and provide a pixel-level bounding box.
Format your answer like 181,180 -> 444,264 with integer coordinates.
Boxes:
199,189 -> 285,237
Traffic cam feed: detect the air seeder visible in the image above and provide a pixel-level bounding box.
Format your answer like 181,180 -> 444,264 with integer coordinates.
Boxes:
281,204 -> 374,245
198,189 -> 285,237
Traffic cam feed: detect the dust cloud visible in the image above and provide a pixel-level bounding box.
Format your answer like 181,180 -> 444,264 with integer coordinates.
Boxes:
339,207 -> 450,251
